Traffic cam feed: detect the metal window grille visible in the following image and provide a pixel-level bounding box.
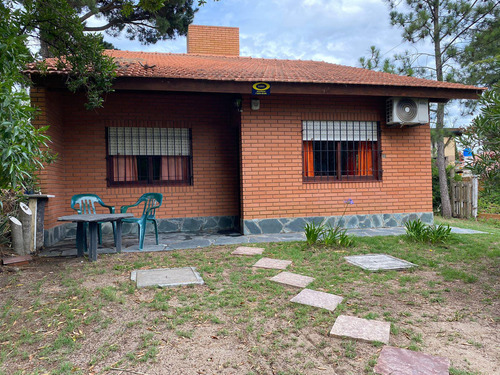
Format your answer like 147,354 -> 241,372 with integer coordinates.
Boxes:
106,127 -> 192,186
302,120 -> 381,181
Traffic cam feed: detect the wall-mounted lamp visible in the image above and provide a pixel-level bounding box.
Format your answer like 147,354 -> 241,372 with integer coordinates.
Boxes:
251,99 -> 260,111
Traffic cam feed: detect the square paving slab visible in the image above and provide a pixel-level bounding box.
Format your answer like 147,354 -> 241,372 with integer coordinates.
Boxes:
374,346 -> 450,375
344,254 -> 416,271
253,257 -> 292,270
131,267 -> 204,288
330,315 -> 390,344
270,272 -> 315,288
290,288 -> 343,311
231,246 -> 265,256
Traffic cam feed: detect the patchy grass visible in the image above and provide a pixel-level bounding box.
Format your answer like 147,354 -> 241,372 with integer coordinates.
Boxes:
0,218 -> 498,374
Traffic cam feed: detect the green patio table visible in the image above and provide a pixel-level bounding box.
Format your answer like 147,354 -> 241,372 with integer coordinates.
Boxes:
58,213 -> 133,261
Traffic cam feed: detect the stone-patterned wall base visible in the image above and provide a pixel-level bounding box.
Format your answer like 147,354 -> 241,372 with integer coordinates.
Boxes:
243,212 -> 434,235
44,215 -> 239,247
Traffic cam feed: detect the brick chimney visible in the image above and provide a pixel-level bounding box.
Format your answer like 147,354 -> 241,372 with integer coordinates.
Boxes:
187,25 -> 239,56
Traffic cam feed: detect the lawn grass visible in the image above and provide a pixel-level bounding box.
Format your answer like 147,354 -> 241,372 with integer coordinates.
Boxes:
0,218 -> 498,374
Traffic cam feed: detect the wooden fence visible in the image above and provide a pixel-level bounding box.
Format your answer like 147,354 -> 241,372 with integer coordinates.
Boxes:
450,175 -> 478,219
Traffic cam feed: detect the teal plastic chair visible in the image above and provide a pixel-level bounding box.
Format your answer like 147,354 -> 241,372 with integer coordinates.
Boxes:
71,194 -> 115,251
120,193 -> 163,250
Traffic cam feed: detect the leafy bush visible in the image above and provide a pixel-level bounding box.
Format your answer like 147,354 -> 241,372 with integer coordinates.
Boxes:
426,223 -> 452,244
405,219 -> 452,244
304,198 -> 356,248
304,222 -> 323,245
404,219 -> 429,242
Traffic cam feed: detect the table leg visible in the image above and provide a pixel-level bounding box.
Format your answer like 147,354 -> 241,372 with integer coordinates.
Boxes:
88,222 -> 98,262
76,222 -> 84,257
115,220 -> 123,253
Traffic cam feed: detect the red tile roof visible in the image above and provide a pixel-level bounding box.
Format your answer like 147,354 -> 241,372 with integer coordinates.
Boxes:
26,49 -> 481,91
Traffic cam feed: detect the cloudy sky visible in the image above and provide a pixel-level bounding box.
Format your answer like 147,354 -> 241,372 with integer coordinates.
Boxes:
97,0 -> 472,126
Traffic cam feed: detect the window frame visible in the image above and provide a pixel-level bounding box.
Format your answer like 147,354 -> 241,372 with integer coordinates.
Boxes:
302,120 -> 382,183
105,127 -> 193,187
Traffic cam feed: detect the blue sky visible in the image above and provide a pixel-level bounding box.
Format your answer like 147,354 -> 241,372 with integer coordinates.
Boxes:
107,0 -> 405,66
92,0 -> 473,127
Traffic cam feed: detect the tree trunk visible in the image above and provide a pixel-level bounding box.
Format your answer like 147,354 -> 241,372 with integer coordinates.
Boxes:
436,104 -> 452,218
40,38 -> 51,59
432,4 -> 452,218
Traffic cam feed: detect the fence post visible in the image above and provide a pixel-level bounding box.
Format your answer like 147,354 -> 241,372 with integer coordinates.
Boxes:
472,176 -> 478,219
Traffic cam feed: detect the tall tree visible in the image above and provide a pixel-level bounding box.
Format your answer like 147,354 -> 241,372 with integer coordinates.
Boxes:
39,0 -> 202,58
458,16 -> 500,89
1,0 -> 116,192
383,0 -> 499,218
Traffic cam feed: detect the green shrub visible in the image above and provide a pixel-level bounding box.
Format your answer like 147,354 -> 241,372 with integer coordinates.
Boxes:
426,223 -> 452,244
304,222 -> 323,245
304,223 -> 355,248
405,219 -> 452,244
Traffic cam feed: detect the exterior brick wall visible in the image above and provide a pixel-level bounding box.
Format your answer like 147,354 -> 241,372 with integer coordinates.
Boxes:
31,87 -> 68,225
187,25 -> 239,56
239,94 -> 432,221
32,89 -> 240,230
32,87 -> 433,237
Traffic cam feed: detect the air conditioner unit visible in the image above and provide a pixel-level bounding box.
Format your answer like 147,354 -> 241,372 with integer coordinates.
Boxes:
386,97 -> 429,125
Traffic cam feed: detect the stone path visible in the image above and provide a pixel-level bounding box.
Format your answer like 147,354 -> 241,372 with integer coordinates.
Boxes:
290,289 -> 343,311
231,246 -> 265,255
270,272 -> 314,288
374,346 -> 450,375
252,257 -> 292,270
330,315 -> 391,344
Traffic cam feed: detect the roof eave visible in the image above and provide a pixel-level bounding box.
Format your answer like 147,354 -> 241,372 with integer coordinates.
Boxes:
112,77 -> 483,101
30,74 -> 484,101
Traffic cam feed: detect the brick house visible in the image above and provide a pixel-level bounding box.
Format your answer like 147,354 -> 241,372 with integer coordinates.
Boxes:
27,26 -> 482,246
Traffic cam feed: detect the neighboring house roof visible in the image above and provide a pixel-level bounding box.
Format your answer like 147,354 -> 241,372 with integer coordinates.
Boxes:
26,50 -> 481,92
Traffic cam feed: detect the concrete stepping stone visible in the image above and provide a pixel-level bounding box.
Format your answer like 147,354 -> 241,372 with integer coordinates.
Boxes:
131,267 -> 204,288
344,254 -> 416,271
290,288 -> 343,311
270,272 -> 315,288
374,346 -> 450,375
253,257 -> 292,270
330,315 -> 390,344
231,246 -> 265,256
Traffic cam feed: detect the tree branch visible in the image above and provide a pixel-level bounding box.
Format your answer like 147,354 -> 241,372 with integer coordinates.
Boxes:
79,0 -> 120,23
441,2 -> 499,55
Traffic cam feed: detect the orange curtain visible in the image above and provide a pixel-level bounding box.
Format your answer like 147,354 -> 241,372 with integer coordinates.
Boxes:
162,156 -> 187,181
303,141 -> 314,177
113,156 -> 138,181
356,142 -> 373,176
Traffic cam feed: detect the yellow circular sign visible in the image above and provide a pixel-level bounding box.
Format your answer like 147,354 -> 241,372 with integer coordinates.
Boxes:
252,82 -> 270,91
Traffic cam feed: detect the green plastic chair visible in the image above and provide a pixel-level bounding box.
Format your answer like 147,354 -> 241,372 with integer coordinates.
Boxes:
120,193 -> 163,250
71,194 -> 115,251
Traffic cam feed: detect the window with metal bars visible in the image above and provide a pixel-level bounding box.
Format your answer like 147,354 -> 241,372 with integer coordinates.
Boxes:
106,127 -> 192,186
302,120 -> 381,181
